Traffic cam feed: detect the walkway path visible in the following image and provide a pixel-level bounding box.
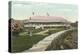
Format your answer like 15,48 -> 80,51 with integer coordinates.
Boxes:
35,29 -> 49,34
35,28 -> 58,34
23,29 -> 72,52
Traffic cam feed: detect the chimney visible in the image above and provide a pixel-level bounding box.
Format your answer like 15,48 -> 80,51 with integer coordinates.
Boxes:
29,17 -> 31,20
46,12 -> 49,16
32,12 -> 34,16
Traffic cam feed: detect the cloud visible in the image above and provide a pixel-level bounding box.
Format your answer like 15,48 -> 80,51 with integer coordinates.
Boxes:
12,2 -> 24,7
55,8 -> 73,12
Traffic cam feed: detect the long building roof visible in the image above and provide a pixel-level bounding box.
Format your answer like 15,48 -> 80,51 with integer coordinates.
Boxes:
25,16 -> 69,23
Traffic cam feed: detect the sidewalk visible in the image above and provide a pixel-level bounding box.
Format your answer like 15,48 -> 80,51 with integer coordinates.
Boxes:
35,29 -> 49,34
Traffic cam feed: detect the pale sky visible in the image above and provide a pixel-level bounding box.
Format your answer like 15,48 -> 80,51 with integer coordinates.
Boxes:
11,1 -> 78,22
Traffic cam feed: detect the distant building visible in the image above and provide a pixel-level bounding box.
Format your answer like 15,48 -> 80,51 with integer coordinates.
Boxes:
24,16 -> 70,29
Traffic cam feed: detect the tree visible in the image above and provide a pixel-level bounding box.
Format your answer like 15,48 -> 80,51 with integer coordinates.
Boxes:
11,18 -> 24,36
70,21 -> 78,27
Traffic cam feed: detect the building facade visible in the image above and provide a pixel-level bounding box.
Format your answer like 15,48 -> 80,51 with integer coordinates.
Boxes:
24,16 -> 70,29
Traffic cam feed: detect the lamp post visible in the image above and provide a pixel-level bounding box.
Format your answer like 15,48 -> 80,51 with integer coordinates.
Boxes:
28,17 -> 34,45
29,17 -> 32,37
28,12 -> 34,45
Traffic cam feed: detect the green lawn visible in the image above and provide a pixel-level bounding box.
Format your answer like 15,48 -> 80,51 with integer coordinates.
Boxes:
45,28 -> 65,35
11,27 -> 66,52
11,34 -> 47,52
